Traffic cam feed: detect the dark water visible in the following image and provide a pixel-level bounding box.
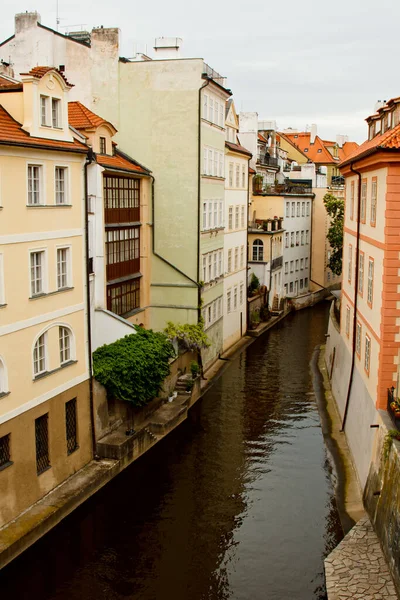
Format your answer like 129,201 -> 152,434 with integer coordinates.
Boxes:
0,302 -> 342,600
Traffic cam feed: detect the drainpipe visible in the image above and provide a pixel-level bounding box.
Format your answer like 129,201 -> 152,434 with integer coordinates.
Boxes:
341,163 -> 362,431
84,149 -> 98,459
198,77 -> 211,323
246,157 -> 252,331
268,234 -> 273,309
308,193 -> 315,295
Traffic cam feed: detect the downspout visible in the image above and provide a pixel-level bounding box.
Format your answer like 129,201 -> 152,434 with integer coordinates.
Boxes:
84,149 -> 98,459
198,77 -> 211,323
268,234 -> 273,309
246,157 -> 252,330
308,193 -> 315,295
341,163 -> 362,431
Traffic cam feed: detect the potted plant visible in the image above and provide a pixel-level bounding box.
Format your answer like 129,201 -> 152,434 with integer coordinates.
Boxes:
253,174 -> 263,194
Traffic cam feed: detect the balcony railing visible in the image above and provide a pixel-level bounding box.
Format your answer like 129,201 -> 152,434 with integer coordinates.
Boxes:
257,155 -> 278,168
331,175 -> 345,187
388,387 -> 400,430
271,256 -> 283,270
202,63 -> 227,87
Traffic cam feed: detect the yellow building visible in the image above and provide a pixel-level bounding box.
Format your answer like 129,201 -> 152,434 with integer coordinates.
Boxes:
0,68 -> 92,528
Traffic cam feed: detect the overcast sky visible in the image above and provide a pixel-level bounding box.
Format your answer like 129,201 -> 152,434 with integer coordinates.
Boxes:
1,0 -> 399,143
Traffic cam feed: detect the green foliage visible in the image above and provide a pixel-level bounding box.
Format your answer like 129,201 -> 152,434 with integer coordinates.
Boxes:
383,429 -> 400,460
250,310 -> 260,325
190,361 -> 200,379
93,328 -> 175,407
323,193 -> 344,276
249,273 -> 260,292
260,305 -> 270,322
164,320 -> 210,352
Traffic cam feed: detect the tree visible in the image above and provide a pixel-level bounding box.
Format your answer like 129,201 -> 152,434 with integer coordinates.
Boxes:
323,192 -> 344,276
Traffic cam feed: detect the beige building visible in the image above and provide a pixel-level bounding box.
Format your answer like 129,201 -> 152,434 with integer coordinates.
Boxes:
0,67 -> 92,528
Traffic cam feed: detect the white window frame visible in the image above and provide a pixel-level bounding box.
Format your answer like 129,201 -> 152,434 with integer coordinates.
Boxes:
59,326 -> 72,365
364,335 -> 371,374
219,201 -> 223,227
345,306 -> 350,337
227,289 -> 232,313
233,285 -> 238,310
56,246 -> 72,290
33,332 -> 48,377
52,97 -> 61,128
367,258 -> 374,305
29,249 -> 47,297
27,163 -> 44,206
241,205 -> 245,228
0,356 -> 8,394
40,95 -> 49,126
0,254 -> 5,306
55,166 -> 69,205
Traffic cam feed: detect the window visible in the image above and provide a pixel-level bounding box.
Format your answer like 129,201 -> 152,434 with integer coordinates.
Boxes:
348,245 -> 352,283
203,94 -> 208,120
286,202 -> 290,218
228,206 -> 233,230
52,98 -> 61,128
296,231 -> 299,245
56,248 -> 69,289
356,322 -> 362,357
252,239 -> 263,261
300,279 -> 303,289
301,231 -> 304,246
240,245 -> 244,268
345,306 -> 350,337
290,232 -> 294,247
301,202 -> 305,217
241,205 -> 245,228
306,202 -> 310,217
65,398 -> 78,455
209,98 -> 214,123
291,202 -> 295,217
203,256 -> 207,281
0,358 -> 8,394
106,227 -> 140,281
0,434 -> 11,469
304,277 -> 308,288
233,285 -> 238,310
350,181 -> 354,220
219,201 -> 223,227
30,251 -> 45,296
104,176 -> 140,224
202,202 -> 207,230
285,233 -> 289,248
296,202 -> 300,217
290,261 -> 294,273
242,166 -> 246,188
361,179 -> 367,223
371,178 -> 377,226
55,167 -> 67,204
40,95 -> 48,126
35,414 -> 50,474
284,262 -> 288,274
228,249 -> 232,272
295,259 -> 299,271
234,247 -> 239,271
227,290 -> 232,313
358,252 -> 364,296
235,206 -> 239,229
0,253 -> 5,306
300,258 -> 304,269
305,230 -> 309,244
28,165 -> 41,205
107,278 -> 140,316
218,250 -> 223,276
203,149 -> 208,174
208,254 -> 212,280
364,335 -> 371,375
367,258 -> 374,306
214,201 -> 218,228
59,327 -> 71,364
213,252 -> 217,279
100,137 -> 107,154
289,282 -> 293,293
33,333 -> 47,376
240,283 -> 244,305
236,165 -> 240,188
229,163 -> 234,187
305,257 -> 308,269
208,202 -> 213,228
208,149 -> 213,175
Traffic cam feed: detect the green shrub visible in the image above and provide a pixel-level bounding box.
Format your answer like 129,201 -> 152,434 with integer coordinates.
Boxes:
93,328 -> 175,407
164,320 -> 210,352
190,361 -> 200,379
250,310 -> 260,325
249,273 -> 260,293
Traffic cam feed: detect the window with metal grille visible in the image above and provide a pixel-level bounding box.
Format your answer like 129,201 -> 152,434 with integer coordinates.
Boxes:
106,227 -> 140,281
65,398 -> 78,455
0,434 -> 11,469
35,414 -> 50,474
28,165 -> 41,205
59,327 -> 71,364
107,278 -> 140,316
104,176 -> 140,223
33,333 -> 47,376
55,167 -> 67,204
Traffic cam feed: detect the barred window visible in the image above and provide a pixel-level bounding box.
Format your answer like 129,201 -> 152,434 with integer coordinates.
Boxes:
107,278 -> 140,316
0,434 -> 11,469
35,414 -> 50,474
65,398 -> 78,455
104,176 -> 140,224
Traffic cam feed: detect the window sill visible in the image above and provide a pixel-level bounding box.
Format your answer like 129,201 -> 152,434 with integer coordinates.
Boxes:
201,227 -> 225,234
30,287 -> 74,300
0,303 -> 7,309
0,460 -> 13,473
123,307 -> 144,319
201,119 -> 225,131
33,360 -> 77,381
26,204 -> 72,208
0,391 -> 10,399
37,465 -> 51,476
67,445 -> 80,456
201,175 -> 225,181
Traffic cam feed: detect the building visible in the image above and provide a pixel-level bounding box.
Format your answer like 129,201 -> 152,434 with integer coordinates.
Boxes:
326,96 -> 400,487
0,12 -> 236,367
222,100 -> 250,349
0,67 -> 92,527
248,217 -> 284,309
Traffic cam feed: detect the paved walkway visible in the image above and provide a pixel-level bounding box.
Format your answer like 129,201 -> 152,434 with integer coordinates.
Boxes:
325,516 -> 398,599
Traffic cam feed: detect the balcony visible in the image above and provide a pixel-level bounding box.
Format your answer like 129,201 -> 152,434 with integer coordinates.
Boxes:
202,63 -> 227,88
257,154 -> 279,168
388,387 -> 400,430
253,179 -> 313,195
271,256 -> 283,271
331,175 -> 345,187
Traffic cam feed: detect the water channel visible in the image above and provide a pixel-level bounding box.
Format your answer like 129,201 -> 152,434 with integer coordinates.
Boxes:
0,301 -> 343,599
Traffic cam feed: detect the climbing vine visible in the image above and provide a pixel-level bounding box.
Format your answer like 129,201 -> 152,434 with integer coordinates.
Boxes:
93,328 -> 175,406
323,192 -> 344,276
164,320 -> 210,352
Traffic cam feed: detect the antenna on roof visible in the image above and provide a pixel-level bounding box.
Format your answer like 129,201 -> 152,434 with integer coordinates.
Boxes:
56,0 -> 60,30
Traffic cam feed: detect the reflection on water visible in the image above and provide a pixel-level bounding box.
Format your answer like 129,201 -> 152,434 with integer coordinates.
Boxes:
0,302 -> 342,600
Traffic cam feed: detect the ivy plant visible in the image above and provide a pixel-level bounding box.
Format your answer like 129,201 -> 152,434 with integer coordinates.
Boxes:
93,328 -> 175,407
164,320 -> 210,352
324,192 -> 344,276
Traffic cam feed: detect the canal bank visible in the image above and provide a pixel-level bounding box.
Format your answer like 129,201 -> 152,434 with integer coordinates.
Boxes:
0,302 -> 342,599
0,310 -> 290,571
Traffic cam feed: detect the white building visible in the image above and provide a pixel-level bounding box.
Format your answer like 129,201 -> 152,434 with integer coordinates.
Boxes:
282,195 -> 313,297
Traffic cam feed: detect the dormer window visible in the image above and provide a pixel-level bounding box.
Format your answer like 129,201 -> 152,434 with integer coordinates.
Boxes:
40,95 -> 48,126
52,98 -> 61,128
100,137 -> 106,154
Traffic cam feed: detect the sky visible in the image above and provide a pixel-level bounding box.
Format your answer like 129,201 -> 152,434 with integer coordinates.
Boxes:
1,0 -> 399,143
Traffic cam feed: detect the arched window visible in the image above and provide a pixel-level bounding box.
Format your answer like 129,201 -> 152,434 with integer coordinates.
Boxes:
59,327 -> 72,365
252,239 -> 264,261
0,357 -> 8,394
33,333 -> 47,376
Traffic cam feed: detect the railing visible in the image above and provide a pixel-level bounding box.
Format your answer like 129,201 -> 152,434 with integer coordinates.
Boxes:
202,62 -> 227,86
387,387 -> 400,430
257,155 -> 278,167
331,175 -> 345,187
271,256 -> 283,270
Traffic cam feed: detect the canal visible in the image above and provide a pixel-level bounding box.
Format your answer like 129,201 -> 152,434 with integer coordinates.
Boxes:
0,302 -> 343,599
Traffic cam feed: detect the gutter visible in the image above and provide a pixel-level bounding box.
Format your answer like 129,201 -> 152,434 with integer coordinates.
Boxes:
341,163 -> 362,431
83,148 -> 98,459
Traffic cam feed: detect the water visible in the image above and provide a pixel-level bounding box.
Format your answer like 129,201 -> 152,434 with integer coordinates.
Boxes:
0,302 -> 342,599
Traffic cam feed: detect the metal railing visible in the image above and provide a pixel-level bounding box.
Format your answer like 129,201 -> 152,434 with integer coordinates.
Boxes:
257,155 -> 278,167
387,387 -> 400,430
202,63 -> 226,86
271,256 -> 283,270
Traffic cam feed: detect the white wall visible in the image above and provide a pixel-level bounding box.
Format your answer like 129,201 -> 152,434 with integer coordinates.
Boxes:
93,308 -> 137,350
282,197 -> 312,296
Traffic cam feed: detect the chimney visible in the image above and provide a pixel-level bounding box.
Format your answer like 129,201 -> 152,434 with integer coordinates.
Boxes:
336,134 -> 344,148
374,100 -> 387,112
310,123 -> 317,144
15,11 -> 41,34
154,37 -> 183,59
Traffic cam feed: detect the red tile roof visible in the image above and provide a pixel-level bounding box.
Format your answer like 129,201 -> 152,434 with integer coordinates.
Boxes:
225,140 -> 252,157
284,132 -> 337,164
96,151 -> 149,175
258,132 -> 267,143
249,166 -> 256,174
0,76 -> 22,91
68,101 -> 115,131
0,104 -> 87,153
338,141 -> 359,162
340,124 -> 400,166
20,66 -> 73,88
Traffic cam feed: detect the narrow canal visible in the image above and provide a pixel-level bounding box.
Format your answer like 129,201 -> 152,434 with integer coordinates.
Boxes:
0,302 -> 343,599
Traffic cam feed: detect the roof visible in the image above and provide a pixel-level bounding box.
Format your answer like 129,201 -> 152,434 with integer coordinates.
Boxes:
249,166 -> 256,174
0,76 -> 22,91
284,132 -> 337,164
0,104 -> 87,153
277,131 -> 310,160
338,141 -> 359,162
340,123 -> 400,166
20,66 -> 73,88
96,150 -> 150,175
68,101 -> 115,131
258,132 -> 267,143
225,140 -> 252,157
